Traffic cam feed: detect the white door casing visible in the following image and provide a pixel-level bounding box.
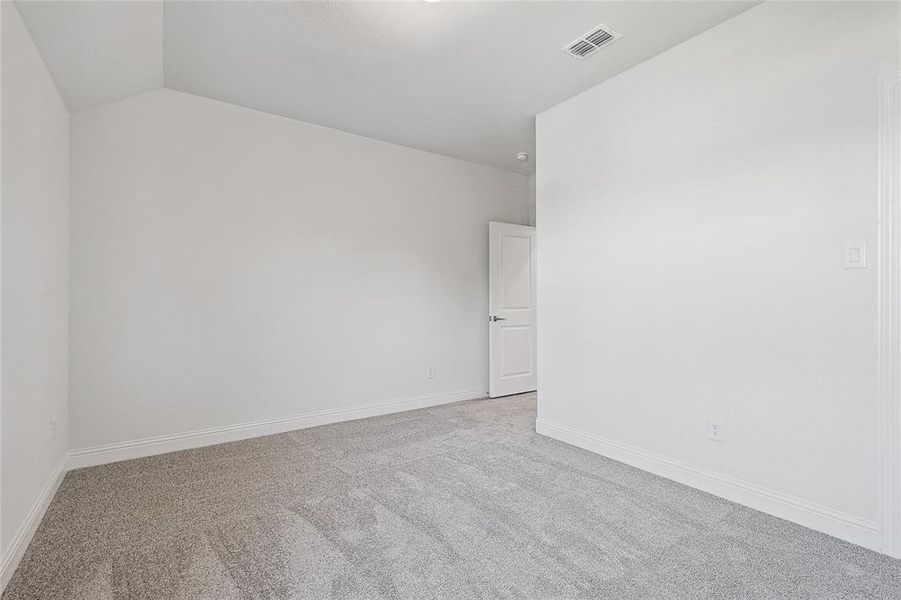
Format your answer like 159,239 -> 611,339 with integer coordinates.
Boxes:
489,222 -> 537,398
878,70 -> 901,558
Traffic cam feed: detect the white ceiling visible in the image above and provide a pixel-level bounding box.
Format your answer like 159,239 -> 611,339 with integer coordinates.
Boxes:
16,1 -> 756,173
15,1 -> 163,110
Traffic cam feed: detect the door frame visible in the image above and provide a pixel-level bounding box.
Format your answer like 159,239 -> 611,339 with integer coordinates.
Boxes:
488,221 -> 537,398
878,70 -> 901,557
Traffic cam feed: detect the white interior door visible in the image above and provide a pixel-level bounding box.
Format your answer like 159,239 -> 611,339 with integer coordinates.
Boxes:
489,222 -> 537,398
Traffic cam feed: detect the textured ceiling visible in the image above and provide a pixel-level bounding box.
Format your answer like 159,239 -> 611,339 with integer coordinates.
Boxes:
16,1 -> 756,173
15,0 -> 162,110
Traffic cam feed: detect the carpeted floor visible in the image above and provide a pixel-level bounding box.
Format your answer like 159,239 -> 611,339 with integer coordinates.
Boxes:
4,393 -> 901,599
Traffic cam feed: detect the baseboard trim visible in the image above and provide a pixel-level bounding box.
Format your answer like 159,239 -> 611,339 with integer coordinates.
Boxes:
68,387 -> 487,470
536,418 -> 880,552
0,455 -> 68,592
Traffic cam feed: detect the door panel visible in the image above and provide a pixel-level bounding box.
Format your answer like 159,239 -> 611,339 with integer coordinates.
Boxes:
500,234 -> 532,309
489,222 -> 536,398
500,325 -> 532,377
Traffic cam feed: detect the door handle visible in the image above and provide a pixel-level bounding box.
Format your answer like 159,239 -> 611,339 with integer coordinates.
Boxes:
490,316 -> 506,322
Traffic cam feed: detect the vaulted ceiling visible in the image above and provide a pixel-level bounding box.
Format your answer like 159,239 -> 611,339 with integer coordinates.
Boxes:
16,1 -> 756,173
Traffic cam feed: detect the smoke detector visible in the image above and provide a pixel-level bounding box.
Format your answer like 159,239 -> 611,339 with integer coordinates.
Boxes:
562,24 -> 621,60
515,152 -> 529,162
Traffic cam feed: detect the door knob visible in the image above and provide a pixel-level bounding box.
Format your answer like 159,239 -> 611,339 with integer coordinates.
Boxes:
490,315 -> 506,322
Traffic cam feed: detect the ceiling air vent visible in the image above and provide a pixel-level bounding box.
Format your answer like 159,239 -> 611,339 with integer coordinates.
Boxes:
562,24 -> 621,60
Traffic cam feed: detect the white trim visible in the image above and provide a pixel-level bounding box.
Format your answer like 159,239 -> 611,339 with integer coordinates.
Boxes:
69,388 -> 487,469
878,70 -> 901,558
0,456 -> 68,592
536,419 -> 880,552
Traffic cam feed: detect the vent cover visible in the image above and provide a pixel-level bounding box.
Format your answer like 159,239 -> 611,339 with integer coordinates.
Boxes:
562,24 -> 621,60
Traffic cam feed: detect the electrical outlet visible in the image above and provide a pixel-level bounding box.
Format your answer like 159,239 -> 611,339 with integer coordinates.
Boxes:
50,418 -> 57,440
427,366 -> 436,379
707,418 -> 724,442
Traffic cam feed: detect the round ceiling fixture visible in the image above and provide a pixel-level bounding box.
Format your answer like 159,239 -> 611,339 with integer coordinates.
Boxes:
515,152 -> 529,162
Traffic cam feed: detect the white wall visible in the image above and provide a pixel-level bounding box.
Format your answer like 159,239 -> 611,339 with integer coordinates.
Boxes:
527,173 -> 536,227
1,0 -> 69,565
69,88 -> 528,450
536,1 -> 899,550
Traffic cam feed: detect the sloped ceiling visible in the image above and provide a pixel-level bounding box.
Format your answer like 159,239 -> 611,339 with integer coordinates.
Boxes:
15,1 -> 163,109
15,1 -> 756,173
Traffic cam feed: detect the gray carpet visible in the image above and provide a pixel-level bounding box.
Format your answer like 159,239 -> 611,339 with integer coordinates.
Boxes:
4,393 -> 901,599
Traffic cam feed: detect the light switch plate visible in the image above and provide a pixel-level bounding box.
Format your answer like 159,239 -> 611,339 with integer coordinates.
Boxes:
843,241 -> 867,269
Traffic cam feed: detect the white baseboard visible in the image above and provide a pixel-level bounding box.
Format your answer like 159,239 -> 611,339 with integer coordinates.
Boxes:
68,387 -> 487,470
536,418 -> 881,553
0,455 -> 68,592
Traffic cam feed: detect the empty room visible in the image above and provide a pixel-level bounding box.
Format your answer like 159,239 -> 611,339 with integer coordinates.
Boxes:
2,0 -> 901,598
